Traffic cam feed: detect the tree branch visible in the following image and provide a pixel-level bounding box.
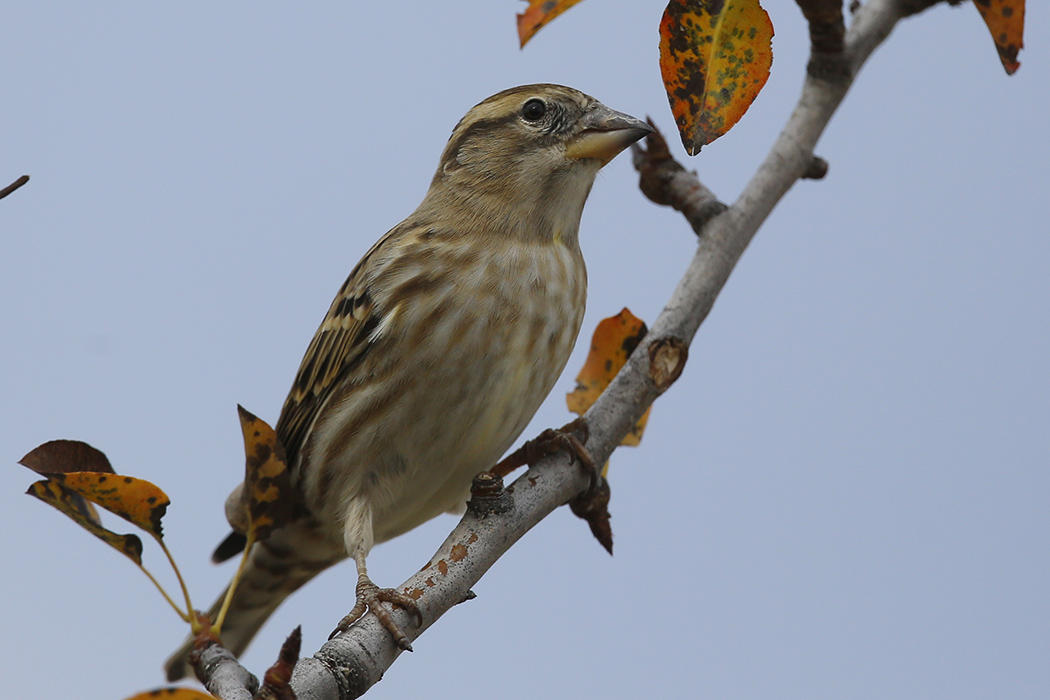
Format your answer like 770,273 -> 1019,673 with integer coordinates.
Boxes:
289,462 -> 592,699
633,120 -> 728,233
194,1 -> 951,697
195,642 -> 259,700
795,0 -> 846,55
0,174 -> 29,201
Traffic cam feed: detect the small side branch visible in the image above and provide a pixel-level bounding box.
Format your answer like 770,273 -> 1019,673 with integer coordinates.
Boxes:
795,0 -> 849,79
632,121 -> 727,237
796,0 -> 846,54
0,175 -> 29,201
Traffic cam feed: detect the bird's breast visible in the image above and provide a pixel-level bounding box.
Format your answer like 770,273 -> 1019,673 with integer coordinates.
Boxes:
304,236 -> 587,544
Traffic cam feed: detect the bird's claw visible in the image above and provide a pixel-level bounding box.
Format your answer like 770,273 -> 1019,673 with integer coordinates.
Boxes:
493,417 -> 595,477
489,417 -> 611,552
329,579 -> 422,651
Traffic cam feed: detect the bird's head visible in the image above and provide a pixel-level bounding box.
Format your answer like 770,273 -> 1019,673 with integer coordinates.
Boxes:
425,84 -> 651,239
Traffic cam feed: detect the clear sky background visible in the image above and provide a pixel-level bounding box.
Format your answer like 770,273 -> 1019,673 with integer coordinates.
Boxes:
3,2 -> 1047,699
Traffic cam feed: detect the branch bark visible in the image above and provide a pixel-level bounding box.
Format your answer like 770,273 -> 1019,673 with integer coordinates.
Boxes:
195,642 -> 259,700
191,1 -> 953,697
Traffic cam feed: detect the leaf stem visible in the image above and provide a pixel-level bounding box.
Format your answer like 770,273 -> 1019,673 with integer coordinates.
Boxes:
211,533 -> 254,634
139,564 -> 191,623
156,535 -> 197,631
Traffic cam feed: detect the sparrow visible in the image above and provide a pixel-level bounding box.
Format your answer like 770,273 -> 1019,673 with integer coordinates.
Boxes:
165,83 -> 650,680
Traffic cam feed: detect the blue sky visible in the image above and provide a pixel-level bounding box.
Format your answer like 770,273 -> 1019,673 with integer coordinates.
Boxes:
3,2 -> 1047,698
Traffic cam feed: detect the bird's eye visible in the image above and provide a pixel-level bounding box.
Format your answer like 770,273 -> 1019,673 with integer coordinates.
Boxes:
521,98 -> 547,122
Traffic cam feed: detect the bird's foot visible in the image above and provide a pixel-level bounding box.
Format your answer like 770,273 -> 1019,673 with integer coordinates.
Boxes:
492,417 -> 595,477
491,417 -> 612,553
329,578 -> 422,651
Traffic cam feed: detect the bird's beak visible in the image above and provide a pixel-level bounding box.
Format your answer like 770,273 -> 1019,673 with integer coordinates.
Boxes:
565,104 -> 653,166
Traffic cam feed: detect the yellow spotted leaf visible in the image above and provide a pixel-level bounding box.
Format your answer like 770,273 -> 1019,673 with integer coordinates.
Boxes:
660,0 -> 773,154
973,0 -> 1024,75
46,471 -> 169,539
517,0 -> 587,47
27,479 -> 144,565
567,308 -> 651,448
124,688 -> 216,700
237,405 -> 294,543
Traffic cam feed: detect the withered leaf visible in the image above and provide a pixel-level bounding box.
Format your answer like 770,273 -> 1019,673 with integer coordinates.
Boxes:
256,626 -> 302,700
972,0 -> 1024,74
237,405 -> 294,543
27,479 -> 144,565
123,688 -> 217,700
20,439 -> 114,475
567,308 -> 651,450
45,472 -> 169,539
517,0 -> 587,47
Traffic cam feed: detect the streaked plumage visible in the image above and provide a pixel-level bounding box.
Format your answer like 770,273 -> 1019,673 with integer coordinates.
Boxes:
165,84 -> 650,680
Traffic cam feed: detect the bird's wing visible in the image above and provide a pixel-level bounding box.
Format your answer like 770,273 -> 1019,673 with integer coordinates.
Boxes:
274,227 -> 404,469
212,224 -> 414,563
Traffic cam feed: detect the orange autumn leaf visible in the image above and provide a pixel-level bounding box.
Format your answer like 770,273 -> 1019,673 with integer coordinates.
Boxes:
124,688 -> 216,700
517,0 -> 587,47
972,0 -> 1024,74
237,405 -> 295,543
27,479 -> 145,565
660,0 -> 773,154
567,308 -> 650,447
46,472 -> 169,539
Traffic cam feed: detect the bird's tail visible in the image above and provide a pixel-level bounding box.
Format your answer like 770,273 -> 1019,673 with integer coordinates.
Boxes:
164,527 -> 345,681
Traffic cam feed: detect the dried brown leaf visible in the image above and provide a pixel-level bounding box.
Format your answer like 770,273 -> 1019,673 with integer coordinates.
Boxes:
124,688 -> 216,700
20,439 -> 114,475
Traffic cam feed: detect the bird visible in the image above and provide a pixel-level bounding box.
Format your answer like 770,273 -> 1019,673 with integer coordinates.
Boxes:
165,84 -> 651,680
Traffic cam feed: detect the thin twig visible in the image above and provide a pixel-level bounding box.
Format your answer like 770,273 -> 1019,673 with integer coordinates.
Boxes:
632,120 -> 727,235
157,537 -> 197,628
213,532 -> 256,633
0,175 -> 29,200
